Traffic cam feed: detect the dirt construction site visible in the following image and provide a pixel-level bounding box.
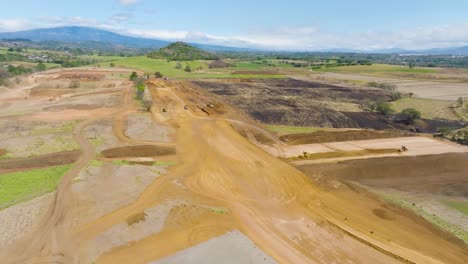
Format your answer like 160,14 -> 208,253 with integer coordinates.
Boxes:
0,68 -> 467,264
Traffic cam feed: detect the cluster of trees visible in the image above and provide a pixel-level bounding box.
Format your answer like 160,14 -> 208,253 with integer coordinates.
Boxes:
130,72 -> 152,111
437,127 -> 468,145
148,42 -> 219,61
369,100 -> 421,125
7,65 -> 31,75
367,82 -> 408,101
174,61 -> 193,72
7,47 -> 24,52
0,62 -> 48,86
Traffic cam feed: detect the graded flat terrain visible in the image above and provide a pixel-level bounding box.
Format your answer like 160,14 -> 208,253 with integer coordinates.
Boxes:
0,69 -> 467,264
308,72 -> 468,100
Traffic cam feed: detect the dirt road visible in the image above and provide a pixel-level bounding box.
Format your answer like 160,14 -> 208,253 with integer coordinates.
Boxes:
78,81 -> 467,263
2,76 -> 467,263
0,84 -> 135,263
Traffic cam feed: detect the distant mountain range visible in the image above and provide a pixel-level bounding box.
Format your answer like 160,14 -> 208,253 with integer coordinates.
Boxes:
0,26 -> 467,55
0,26 -> 252,52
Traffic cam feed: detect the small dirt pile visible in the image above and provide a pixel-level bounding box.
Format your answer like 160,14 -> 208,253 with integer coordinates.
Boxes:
101,145 -> 176,158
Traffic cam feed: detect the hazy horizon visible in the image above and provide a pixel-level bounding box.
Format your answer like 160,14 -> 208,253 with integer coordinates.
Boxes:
1,0 -> 468,51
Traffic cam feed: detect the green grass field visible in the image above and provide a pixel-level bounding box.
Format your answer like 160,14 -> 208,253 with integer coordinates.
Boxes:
444,200 -> 468,216
265,124 -> 357,135
390,98 -> 459,121
96,56 -> 208,76
265,125 -> 320,135
0,165 -> 72,209
96,56 -> 286,79
315,64 -> 437,75
381,192 -> 468,243
4,61 -> 61,70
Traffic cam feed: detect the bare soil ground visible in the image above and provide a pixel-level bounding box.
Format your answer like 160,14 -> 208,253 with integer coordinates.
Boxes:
1,69 -> 468,264
150,230 -> 278,264
280,129 -> 414,145
192,78 -> 466,132
0,150 -> 80,172
232,70 -> 282,75
192,78 -> 395,129
101,145 -> 176,158
0,193 -> 54,249
126,113 -> 173,143
261,136 -> 468,163
297,153 -> 468,242
308,72 -> 468,100
297,153 -> 468,196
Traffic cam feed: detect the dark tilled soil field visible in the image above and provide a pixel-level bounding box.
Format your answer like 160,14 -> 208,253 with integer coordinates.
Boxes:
192,79 -> 466,132
192,79 -> 394,129
0,150 -> 81,171
297,153 -> 468,196
101,145 -> 176,158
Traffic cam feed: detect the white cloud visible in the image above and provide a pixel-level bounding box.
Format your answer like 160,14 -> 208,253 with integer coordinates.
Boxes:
118,0 -> 141,5
126,29 -> 189,40
1,16 -> 468,51
0,18 -> 32,32
109,13 -> 133,24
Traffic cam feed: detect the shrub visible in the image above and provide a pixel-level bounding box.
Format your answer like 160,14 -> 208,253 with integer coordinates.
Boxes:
437,127 -> 453,136
389,92 -> 403,101
154,72 -> 163,78
36,62 -> 46,71
400,108 -> 421,125
375,101 -> 393,116
135,84 -> 145,100
129,71 -> 138,81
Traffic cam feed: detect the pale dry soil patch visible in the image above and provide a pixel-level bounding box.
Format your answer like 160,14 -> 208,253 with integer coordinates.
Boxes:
150,230 -> 277,264
261,136 -> 468,164
307,72 -> 468,100
71,162 -> 167,225
0,193 -> 54,248
126,113 -> 173,143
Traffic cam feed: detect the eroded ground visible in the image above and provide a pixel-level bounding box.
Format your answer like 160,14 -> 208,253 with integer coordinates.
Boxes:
0,69 -> 467,264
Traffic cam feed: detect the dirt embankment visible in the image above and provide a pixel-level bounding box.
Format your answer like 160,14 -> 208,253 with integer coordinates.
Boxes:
0,150 -> 81,171
55,73 -> 105,81
101,145 -> 176,158
280,130 -> 414,145
297,153 -> 468,196
0,149 -> 6,156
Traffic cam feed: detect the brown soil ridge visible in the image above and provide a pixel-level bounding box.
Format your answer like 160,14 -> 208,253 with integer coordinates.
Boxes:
297,152 -> 468,196
280,130 -> 414,145
0,150 -> 81,171
101,145 -> 176,159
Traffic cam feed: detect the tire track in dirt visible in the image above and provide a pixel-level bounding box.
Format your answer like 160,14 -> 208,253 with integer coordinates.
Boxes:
0,84 -> 136,263
74,80 -> 467,264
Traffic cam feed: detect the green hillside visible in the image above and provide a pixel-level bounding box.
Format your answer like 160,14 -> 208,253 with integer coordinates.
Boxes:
148,42 -> 219,61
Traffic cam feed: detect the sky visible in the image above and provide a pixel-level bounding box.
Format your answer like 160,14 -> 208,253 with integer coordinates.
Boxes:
1,0 -> 468,50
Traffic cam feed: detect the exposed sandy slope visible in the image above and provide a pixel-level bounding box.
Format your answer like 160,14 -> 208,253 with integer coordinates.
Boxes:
307,72 -> 468,100
1,72 -> 467,264
79,81 -> 467,263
